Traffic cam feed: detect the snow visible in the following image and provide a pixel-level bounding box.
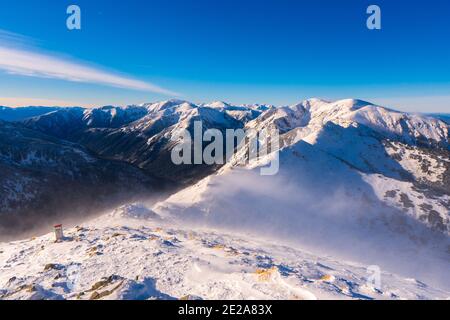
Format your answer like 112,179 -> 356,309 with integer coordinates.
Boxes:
384,141 -> 447,183
362,173 -> 449,230
149,100 -> 450,291
1,209 -> 448,300
245,98 -> 449,149
1,97 -> 449,300
346,107 -> 449,147
0,106 -> 61,122
112,203 -> 161,220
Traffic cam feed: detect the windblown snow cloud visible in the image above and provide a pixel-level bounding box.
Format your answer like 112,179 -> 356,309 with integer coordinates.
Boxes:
0,30 -> 178,96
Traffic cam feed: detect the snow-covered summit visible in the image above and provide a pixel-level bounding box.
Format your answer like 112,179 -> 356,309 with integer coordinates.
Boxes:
246,98 -> 449,148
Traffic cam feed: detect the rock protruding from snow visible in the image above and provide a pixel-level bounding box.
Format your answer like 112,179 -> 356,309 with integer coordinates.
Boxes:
112,203 -> 161,220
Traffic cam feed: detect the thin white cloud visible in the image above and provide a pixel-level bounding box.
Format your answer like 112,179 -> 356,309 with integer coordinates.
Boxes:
0,30 -> 178,96
0,30 -> 39,46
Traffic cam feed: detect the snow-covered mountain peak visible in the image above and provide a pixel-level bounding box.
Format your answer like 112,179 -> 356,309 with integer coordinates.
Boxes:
343,105 -> 449,147
296,98 -> 330,109
331,98 -> 373,109
204,101 -> 231,110
247,98 -> 374,134
80,105 -> 148,128
243,98 -> 449,149
143,99 -> 194,113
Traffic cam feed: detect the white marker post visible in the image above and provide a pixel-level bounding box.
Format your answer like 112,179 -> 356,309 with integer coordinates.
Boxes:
54,224 -> 64,242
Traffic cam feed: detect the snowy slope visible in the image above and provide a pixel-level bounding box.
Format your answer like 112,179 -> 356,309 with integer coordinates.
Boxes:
74,100 -> 243,183
0,120 -> 163,241
430,113 -> 450,125
246,99 -> 449,230
22,100 -> 249,183
1,206 -> 448,300
201,101 -> 273,122
153,99 -> 449,235
150,99 -> 450,290
22,105 -> 149,139
247,98 -> 449,148
152,144 -> 450,289
0,106 -> 61,122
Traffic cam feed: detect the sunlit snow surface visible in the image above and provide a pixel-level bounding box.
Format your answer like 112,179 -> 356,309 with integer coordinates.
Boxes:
0,206 -> 448,300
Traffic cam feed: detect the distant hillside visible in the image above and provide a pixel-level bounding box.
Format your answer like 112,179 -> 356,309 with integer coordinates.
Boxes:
429,113 -> 450,124
0,106 -> 61,122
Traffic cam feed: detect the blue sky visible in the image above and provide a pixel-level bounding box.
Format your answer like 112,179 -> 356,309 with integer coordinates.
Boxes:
0,0 -> 449,112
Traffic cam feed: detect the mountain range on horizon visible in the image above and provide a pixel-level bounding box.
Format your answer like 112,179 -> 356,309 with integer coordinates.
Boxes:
0,97 -> 449,298
1,98 -> 448,235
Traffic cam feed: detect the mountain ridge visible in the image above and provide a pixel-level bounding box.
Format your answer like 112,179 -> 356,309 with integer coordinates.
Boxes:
1,98 -> 448,241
